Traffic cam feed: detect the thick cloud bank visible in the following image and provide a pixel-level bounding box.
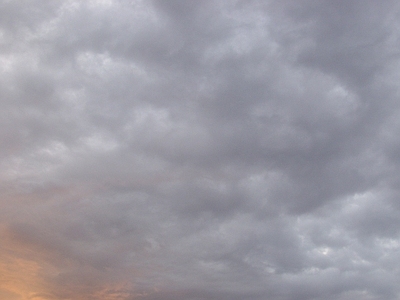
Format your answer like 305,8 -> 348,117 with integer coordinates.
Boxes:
1,0 -> 400,299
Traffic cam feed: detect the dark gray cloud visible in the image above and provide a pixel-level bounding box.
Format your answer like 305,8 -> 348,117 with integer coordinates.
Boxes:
1,0 -> 400,299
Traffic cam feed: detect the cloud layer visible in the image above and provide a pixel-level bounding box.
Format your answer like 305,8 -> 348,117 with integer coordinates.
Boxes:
1,0 -> 400,299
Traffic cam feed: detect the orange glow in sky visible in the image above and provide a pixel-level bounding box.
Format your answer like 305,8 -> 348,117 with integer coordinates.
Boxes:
0,224 -> 138,300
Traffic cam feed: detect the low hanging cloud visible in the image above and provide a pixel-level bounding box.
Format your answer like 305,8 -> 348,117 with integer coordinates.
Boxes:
1,0 -> 400,299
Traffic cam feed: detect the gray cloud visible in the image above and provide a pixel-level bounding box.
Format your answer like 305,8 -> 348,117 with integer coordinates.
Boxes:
1,0 -> 400,299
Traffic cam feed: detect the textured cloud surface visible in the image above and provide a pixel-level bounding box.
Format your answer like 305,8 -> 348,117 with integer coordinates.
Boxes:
2,0 -> 400,299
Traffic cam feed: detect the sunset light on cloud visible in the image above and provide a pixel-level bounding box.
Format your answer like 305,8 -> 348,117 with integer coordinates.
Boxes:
2,0 -> 400,299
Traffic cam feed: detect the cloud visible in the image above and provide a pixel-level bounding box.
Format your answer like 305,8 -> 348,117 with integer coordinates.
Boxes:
1,0 -> 400,299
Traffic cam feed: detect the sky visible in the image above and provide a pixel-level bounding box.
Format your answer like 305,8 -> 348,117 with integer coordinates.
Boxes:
1,0 -> 400,299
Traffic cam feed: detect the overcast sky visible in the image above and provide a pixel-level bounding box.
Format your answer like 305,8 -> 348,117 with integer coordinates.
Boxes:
1,0 -> 400,299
